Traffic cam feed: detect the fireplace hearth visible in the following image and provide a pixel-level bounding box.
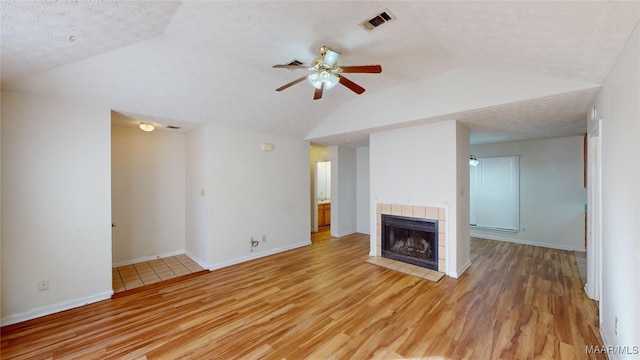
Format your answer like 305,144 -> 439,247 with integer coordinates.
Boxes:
381,214 -> 438,270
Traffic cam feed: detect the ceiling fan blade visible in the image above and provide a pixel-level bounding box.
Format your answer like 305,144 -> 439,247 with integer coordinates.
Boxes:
276,76 -> 308,92
314,84 -> 324,100
338,75 -> 365,95
340,65 -> 382,73
272,64 -> 308,69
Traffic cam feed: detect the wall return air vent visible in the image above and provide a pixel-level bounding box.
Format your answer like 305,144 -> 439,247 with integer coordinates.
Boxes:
361,9 -> 396,31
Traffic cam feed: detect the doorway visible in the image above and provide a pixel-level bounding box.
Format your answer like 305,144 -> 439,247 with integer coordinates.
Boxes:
110,122 -> 191,292
310,144 -> 331,234
315,161 -> 332,230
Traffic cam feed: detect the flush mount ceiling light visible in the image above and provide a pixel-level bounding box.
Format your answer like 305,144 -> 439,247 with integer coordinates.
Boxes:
470,155 -> 479,166
139,122 -> 155,132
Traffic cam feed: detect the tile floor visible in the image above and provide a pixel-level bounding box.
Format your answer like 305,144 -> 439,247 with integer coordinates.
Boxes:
366,256 -> 445,282
112,254 -> 205,293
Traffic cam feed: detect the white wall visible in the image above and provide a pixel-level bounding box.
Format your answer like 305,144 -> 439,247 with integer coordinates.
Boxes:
370,120 -> 470,277
185,125 -> 210,267
356,146 -> 370,234
111,125 -> 186,265
455,122 -> 471,274
1,91 -> 112,325
331,146 -> 357,237
591,23 -> 639,354
470,136 -> 587,251
207,125 -> 311,269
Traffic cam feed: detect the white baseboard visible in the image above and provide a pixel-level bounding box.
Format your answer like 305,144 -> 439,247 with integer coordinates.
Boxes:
184,250 -> 210,271
332,229 -> 356,237
112,250 -> 185,267
208,241 -> 311,271
599,326 -> 617,360
1,290 -> 113,326
470,231 -> 586,252
451,260 -> 472,278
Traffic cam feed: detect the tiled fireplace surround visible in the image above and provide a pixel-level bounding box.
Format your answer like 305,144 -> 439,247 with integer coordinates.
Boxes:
376,203 -> 446,273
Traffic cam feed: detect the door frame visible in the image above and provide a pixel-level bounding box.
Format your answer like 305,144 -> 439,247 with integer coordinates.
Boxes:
585,119 -> 602,301
313,160 -> 331,233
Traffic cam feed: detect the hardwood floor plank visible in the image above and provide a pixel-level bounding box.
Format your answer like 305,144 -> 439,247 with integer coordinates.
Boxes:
1,233 -> 604,359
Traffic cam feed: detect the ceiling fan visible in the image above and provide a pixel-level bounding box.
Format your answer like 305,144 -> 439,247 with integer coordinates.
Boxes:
273,45 -> 382,100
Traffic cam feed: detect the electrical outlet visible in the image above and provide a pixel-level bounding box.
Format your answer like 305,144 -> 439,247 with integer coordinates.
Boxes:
38,279 -> 49,291
615,317 -> 619,336
249,236 -> 259,252
262,235 -> 267,243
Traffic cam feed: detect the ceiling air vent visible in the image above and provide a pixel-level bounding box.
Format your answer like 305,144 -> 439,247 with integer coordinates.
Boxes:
166,125 -> 181,130
361,9 -> 395,31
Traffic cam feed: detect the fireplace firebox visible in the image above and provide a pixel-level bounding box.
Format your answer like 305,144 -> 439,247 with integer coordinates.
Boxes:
381,214 -> 438,270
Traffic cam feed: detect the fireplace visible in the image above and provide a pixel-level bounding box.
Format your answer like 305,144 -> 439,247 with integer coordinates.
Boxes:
381,214 -> 438,270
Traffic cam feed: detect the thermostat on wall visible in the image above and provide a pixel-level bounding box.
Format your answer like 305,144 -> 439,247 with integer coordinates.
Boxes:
261,143 -> 273,151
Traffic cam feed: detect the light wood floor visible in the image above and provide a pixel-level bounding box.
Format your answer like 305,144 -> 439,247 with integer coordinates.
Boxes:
1,231 -> 604,359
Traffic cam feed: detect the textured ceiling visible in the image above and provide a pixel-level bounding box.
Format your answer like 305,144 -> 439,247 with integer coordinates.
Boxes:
310,87 -> 600,147
0,1 -> 181,80
1,1 -> 639,147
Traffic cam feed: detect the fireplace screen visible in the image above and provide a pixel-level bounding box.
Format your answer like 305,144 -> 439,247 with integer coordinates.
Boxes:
381,214 -> 438,270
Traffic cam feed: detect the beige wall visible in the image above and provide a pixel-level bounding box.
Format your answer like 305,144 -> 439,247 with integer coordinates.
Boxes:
111,125 -> 186,265
206,124 -> 311,268
1,91 -> 112,324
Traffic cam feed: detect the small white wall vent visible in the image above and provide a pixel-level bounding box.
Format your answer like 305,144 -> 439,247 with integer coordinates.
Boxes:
361,9 -> 395,31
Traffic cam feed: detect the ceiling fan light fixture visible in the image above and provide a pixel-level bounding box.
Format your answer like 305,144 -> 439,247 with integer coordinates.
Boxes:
323,49 -> 341,67
273,45 -> 381,99
308,71 -> 339,90
308,73 -> 322,89
139,122 -> 155,132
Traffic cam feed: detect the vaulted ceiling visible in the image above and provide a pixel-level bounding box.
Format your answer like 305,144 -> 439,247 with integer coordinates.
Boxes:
2,1 -> 639,146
